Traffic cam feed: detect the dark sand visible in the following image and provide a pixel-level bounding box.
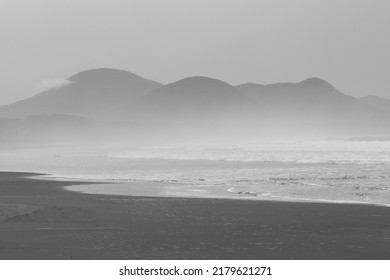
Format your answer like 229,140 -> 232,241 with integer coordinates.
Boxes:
1,172 -> 390,260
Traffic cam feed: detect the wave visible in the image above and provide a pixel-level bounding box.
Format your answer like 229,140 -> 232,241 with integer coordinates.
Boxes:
107,142 -> 390,164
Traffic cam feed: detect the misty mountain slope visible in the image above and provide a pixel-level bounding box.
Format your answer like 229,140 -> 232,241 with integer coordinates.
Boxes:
360,95 -> 390,113
237,78 -> 387,122
0,114 -> 145,146
1,68 -> 390,140
120,76 -> 256,122
0,68 -> 161,120
0,115 -> 98,144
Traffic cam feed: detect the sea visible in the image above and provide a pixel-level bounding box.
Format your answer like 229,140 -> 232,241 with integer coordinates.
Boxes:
1,140 -> 390,206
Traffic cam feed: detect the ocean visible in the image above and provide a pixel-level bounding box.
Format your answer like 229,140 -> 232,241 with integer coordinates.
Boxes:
1,140 -> 390,206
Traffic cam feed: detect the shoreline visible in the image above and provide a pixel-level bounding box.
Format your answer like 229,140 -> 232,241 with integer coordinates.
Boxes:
32,173 -> 390,208
64,181 -> 390,208
1,171 -> 390,259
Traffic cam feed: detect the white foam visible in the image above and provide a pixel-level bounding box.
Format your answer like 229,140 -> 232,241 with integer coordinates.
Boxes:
2,141 -> 390,206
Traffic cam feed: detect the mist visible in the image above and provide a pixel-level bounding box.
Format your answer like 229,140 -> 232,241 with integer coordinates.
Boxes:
1,68 -> 390,149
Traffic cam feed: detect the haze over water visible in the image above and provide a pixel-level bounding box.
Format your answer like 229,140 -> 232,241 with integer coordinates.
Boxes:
2,139 -> 390,206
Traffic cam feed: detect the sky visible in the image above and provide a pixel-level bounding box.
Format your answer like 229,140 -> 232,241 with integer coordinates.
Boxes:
0,0 -> 389,106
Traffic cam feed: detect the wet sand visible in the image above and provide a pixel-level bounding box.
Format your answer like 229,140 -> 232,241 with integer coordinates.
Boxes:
1,171 -> 390,259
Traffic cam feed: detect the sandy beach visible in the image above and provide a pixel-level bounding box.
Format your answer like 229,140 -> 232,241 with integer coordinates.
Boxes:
1,171 -> 390,260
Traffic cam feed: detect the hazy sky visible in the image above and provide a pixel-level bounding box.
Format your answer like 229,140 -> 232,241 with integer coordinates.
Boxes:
1,0 -> 389,106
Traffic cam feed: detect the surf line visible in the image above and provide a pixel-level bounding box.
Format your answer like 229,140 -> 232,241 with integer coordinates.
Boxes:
227,187 -> 257,196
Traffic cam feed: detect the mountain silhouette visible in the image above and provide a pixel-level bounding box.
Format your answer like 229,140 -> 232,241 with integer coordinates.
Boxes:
0,68 -> 161,119
236,77 -> 385,122
120,76 -> 256,122
0,69 -> 389,142
360,95 -> 390,113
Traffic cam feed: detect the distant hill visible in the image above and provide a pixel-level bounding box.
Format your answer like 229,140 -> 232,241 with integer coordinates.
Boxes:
120,76 -> 256,122
0,68 -> 161,120
120,76 -> 387,124
1,69 -> 390,142
236,78 -> 386,122
360,95 -> 390,113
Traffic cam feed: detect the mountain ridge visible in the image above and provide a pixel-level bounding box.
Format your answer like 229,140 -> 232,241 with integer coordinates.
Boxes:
360,95 -> 390,113
0,68 -> 389,137
0,68 -> 161,120
119,75 -> 251,122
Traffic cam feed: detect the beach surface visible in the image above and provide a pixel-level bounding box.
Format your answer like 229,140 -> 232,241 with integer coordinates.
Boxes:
1,171 -> 390,259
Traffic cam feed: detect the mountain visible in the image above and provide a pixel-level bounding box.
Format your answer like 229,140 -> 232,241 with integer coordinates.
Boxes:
1,69 -> 390,142
360,95 -> 390,113
236,78 -> 386,122
0,68 -> 161,120
119,76 -> 255,122
114,76 -> 390,138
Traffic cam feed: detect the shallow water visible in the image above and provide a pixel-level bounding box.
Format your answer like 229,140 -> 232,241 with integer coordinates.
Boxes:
1,140 -> 390,206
